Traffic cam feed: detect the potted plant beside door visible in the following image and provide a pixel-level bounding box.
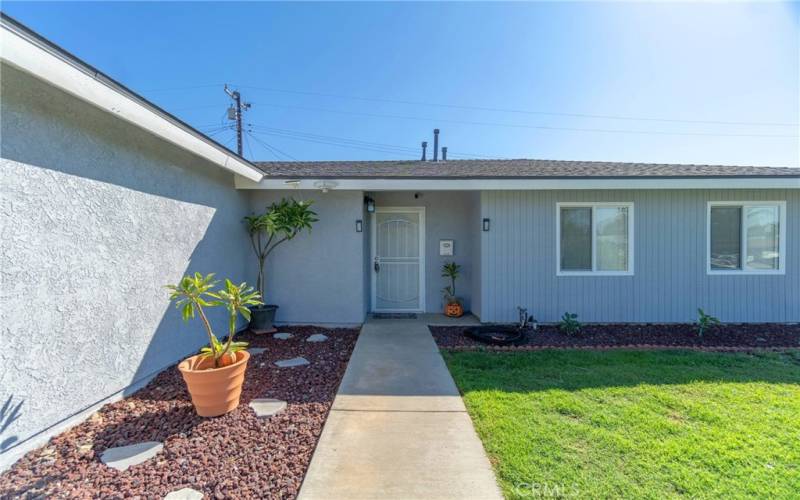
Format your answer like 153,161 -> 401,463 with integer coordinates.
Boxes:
243,198 -> 317,332
441,261 -> 464,318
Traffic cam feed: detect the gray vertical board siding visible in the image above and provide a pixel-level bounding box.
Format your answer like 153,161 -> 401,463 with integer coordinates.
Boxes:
470,191 -> 483,319
248,190 -> 367,325
1,65 -> 252,469
480,189 -> 799,323
372,191 -> 476,313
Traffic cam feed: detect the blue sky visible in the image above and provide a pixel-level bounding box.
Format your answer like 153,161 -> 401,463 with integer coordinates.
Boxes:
4,1 -> 799,166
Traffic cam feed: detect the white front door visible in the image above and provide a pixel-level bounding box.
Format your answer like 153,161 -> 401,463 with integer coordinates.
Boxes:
371,207 -> 426,312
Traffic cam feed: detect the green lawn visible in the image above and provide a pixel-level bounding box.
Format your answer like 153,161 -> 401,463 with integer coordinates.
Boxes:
443,349 -> 800,499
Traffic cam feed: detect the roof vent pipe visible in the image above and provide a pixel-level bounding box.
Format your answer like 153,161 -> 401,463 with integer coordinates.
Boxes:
433,129 -> 440,162
442,146 -> 447,161
421,141 -> 427,161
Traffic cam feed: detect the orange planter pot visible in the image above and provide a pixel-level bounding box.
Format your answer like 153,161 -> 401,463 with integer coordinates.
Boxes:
445,302 -> 464,318
178,350 -> 250,417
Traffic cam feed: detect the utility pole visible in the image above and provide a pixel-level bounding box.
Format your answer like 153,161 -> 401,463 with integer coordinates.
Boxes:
224,84 -> 250,156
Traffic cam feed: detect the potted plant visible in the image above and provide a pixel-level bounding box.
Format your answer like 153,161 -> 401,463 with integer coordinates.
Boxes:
441,261 -> 464,318
243,198 -> 317,332
166,273 -> 261,417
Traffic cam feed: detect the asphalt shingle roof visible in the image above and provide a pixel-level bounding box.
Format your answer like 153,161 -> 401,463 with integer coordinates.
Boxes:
255,159 -> 799,179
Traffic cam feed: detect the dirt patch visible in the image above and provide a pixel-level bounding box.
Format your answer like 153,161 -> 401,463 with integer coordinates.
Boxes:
0,326 -> 359,499
430,323 -> 800,351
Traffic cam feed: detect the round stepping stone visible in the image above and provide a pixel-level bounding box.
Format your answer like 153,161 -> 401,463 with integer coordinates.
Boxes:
306,334 -> 328,342
100,441 -> 163,471
247,347 -> 267,355
164,487 -> 203,500
273,332 -> 293,340
274,357 -> 309,368
249,398 -> 287,418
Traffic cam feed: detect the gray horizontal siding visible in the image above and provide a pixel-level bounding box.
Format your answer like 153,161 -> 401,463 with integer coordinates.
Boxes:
480,189 -> 799,323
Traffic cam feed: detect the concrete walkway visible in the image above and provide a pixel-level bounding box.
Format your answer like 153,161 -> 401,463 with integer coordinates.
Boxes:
299,315 -> 502,500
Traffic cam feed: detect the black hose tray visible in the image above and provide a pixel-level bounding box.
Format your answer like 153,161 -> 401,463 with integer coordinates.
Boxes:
464,325 -> 526,346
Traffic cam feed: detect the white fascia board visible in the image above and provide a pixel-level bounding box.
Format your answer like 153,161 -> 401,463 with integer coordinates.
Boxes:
235,176 -> 800,190
1,24 -> 264,182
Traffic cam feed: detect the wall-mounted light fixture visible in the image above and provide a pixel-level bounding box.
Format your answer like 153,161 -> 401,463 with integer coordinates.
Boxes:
356,219 -> 363,233
364,196 -> 375,213
482,218 -> 490,231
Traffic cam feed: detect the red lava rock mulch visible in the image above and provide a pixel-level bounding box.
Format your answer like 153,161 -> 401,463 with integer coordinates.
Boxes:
0,326 -> 359,500
431,323 -> 800,352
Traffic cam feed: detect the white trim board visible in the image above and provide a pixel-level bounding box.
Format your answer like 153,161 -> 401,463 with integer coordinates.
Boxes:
235,176 -> 800,191
370,206 -> 426,313
1,19 -> 264,182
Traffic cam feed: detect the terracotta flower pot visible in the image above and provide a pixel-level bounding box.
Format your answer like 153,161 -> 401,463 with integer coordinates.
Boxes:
445,302 -> 464,318
178,350 -> 250,417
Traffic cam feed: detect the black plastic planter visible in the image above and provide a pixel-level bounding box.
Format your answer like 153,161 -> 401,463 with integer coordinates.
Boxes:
250,304 -> 278,332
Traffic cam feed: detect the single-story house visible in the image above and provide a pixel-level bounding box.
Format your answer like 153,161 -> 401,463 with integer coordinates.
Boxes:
1,13 -> 798,469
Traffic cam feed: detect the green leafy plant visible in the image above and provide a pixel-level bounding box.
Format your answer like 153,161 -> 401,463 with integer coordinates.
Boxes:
559,312 -> 581,335
244,198 -> 318,301
166,273 -> 261,368
696,308 -> 721,338
441,262 -> 462,304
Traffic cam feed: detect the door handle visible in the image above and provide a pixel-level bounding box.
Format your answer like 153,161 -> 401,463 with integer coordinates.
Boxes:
374,257 -> 380,273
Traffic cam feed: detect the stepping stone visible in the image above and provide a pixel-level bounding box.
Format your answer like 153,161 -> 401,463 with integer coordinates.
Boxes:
247,347 -> 266,355
249,398 -> 287,418
306,334 -> 328,342
274,357 -> 309,368
164,488 -> 203,500
273,332 -> 293,340
100,441 -> 163,471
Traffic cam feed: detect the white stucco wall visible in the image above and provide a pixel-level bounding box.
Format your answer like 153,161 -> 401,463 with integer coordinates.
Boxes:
0,65 -> 252,469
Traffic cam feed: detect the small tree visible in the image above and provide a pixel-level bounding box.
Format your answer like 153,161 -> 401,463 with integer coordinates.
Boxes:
166,273 -> 261,368
243,199 -> 318,301
441,262 -> 462,303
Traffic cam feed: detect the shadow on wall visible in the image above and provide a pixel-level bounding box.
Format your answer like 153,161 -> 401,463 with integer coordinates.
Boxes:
0,64 -> 251,465
0,397 -> 23,452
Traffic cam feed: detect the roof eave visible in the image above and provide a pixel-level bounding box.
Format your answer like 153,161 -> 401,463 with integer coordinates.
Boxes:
0,14 -> 265,182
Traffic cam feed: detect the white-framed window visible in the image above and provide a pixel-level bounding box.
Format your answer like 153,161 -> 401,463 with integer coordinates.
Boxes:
556,202 -> 634,276
707,201 -> 786,275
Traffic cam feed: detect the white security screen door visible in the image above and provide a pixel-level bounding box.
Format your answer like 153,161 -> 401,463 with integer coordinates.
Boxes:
371,207 -> 425,312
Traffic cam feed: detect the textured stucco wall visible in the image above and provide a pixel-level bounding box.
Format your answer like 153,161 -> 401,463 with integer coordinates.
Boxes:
0,65 -> 251,468
372,191 -> 476,313
247,190 -> 367,325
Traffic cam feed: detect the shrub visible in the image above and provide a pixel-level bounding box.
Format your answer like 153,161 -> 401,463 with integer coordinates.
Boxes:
166,273 -> 261,368
243,198 -> 317,301
696,308 -> 721,338
559,312 -> 581,335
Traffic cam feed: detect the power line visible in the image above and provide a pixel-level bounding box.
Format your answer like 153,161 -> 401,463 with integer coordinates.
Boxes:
246,131 -> 298,161
140,82 -> 799,128
251,102 -> 798,139
249,129 -> 424,158
236,84 -> 799,128
141,83 -> 225,92
246,124 -> 499,159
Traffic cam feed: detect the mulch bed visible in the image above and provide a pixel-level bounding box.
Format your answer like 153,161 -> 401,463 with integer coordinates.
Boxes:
0,326 -> 359,500
431,323 -> 800,352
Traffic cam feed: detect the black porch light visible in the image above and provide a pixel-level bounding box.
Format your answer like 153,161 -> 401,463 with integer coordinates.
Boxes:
482,218 -> 490,231
364,196 -> 376,213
